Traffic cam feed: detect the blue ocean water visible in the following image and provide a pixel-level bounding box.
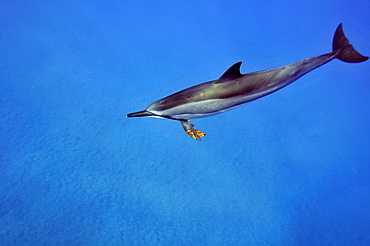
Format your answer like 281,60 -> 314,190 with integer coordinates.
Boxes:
1,0 -> 369,245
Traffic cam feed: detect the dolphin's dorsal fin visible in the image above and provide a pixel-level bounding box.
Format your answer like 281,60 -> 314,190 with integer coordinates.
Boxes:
215,62 -> 242,83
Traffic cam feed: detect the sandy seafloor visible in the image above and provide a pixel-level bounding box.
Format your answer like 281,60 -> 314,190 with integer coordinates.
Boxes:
1,0 -> 369,245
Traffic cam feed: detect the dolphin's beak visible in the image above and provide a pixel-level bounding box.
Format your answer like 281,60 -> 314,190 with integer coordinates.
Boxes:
127,110 -> 153,117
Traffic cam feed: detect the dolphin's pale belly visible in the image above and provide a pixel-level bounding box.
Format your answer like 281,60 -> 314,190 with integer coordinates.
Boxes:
148,99 -> 228,120
148,94 -> 257,120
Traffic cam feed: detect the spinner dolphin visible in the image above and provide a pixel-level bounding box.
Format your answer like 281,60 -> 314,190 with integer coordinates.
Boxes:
127,24 -> 368,140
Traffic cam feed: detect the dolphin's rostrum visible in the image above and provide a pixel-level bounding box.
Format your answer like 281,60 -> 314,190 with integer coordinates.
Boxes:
127,24 -> 368,140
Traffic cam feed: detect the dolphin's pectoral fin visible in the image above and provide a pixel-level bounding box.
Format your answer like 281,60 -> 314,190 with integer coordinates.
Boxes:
180,120 -> 205,141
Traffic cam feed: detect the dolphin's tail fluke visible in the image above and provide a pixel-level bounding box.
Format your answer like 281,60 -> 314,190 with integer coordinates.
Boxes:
333,23 -> 368,63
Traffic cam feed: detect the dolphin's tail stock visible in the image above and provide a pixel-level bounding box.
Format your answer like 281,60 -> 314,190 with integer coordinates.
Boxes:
333,23 -> 368,63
